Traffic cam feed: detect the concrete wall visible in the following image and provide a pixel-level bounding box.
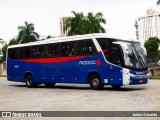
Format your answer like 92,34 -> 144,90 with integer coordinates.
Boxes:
0,63 -> 6,77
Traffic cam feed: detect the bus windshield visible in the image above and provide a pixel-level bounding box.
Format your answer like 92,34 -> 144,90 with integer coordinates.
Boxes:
120,41 -> 147,70
97,38 -> 147,70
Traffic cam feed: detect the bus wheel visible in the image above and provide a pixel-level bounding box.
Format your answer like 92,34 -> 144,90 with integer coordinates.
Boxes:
45,83 -> 56,88
111,85 -> 122,89
25,75 -> 37,88
89,74 -> 104,90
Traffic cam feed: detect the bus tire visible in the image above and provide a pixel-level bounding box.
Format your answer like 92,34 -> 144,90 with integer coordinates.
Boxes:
89,74 -> 104,90
25,75 -> 37,88
45,83 -> 56,88
111,85 -> 122,89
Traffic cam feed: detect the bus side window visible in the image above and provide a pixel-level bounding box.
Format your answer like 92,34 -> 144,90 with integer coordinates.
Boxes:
13,48 -> 19,59
61,42 -> 75,56
61,43 -> 68,56
18,48 -> 25,59
33,47 -> 38,58
24,47 -> 31,59
96,38 -> 110,61
30,45 -> 45,58
45,43 -> 59,57
78,39 -> 97,55
8,49 -> 16,59
38,46 -> 45,58
109,45 -> 124,66
31,46 -> 39,58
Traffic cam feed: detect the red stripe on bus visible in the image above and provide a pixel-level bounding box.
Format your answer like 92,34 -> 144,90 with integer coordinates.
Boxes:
102,49 -> 108,53
98,49 -> 108,54
21,56 -> 87,63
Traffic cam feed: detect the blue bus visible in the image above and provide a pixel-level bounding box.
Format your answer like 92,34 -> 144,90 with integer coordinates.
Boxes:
7,34 -> 148,90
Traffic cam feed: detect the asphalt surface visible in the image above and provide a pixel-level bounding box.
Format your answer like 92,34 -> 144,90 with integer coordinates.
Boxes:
0,77 -> 160,120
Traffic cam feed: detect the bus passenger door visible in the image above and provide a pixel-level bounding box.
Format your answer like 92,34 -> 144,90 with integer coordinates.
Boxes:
108,45 -> 124,85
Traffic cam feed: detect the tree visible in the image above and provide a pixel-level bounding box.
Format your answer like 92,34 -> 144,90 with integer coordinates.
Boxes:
17,21 -> 39,44
64,11 -> 106,36
1,44 -> 8,61
46,35 -> 55,39
8,38 -> 19,45
0,38 -> 5,45
144,37 -> 160,61
157,0 -> 160,5
0,38 -> 6,51
85,12 -> 106,34
157,50 -> 160,60
64,11 -> 84,35
1,39 -> 19,61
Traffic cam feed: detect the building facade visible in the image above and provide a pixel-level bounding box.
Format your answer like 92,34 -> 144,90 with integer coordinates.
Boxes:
60,17 -> 71,36
135,9 -> 160,45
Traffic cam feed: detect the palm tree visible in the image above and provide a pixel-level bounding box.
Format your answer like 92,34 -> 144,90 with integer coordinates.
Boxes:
85,12 -> 106,34
0,38 -> 6,56
64,11 -> 106,36
0,38 -> 6,45
157,0 -> 160,5
64,11 -> 84,35
17,21 -> 39,44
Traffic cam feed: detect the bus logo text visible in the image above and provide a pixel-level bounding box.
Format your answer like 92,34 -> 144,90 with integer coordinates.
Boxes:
79,60 -> 96,65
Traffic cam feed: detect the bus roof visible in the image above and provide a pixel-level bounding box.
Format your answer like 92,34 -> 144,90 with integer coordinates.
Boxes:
8,33 -> 139,49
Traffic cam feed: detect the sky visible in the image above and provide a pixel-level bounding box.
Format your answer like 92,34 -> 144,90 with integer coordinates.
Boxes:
0,0 -> 159,42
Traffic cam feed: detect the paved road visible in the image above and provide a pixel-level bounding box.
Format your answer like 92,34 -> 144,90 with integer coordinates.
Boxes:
0,77 -> 160,120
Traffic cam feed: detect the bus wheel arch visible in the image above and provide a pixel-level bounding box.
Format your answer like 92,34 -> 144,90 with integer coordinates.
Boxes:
88,72 -> 104,90
24,72 -> 37,88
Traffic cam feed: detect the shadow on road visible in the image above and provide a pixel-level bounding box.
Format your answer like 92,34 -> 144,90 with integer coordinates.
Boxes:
9,84 -> 147,91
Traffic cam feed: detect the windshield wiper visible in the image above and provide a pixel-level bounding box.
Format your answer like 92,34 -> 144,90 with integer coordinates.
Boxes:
136,53 -> 147,68
129,50 -> 138,63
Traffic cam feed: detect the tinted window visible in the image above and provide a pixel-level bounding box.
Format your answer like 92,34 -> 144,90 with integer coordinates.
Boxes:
8,48 -> 17,59
110,45 -> 124,66
97,38 -> 124,66
24,47 -> 31,59
31,45 -> 43,58
8,39 -> 97,59
18,47 -> 25,59
97,38 -> 112,62
8,44 -> 60,59
61,42 -> 76,56
78,39 -> 97,55
45,43 -> 59,57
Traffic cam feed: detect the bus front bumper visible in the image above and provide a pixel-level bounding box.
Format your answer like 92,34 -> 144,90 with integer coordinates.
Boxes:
129,75 -> 149,85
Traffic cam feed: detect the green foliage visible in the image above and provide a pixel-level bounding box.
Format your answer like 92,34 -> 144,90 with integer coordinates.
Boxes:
0,39 -> 5,45
64,11 -> 84,35
17,21 -> 39,44
1,21 -> 40,62
47,36 -> 51,39
46,35 -> 54,39
8,39 -> 19,46
1,44 -> 8,61
64,11 -> 106,36
144,37 -> 159,52
157,50 -> 160,60
1,39 -> 19,61
144,37 -> 160,61
157,0 -> 160,5
85,12 -> 106,34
